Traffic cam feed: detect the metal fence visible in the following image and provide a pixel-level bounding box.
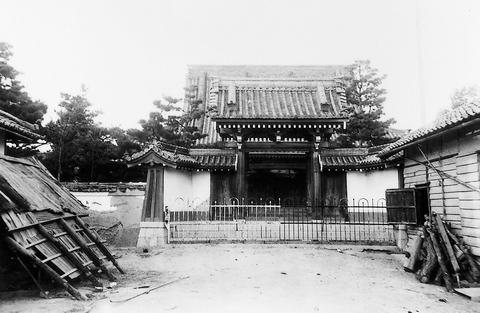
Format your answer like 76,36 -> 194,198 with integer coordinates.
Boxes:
168,198 -> 395,244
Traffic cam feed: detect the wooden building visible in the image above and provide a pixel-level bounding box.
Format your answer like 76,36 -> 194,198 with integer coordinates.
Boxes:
128,66 -> 403,247
379,102 -> 480,257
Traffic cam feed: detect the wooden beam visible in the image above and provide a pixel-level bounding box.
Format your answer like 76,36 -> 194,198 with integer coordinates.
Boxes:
36,224 -> 101,287
5,237 -> 86,300
59,218 -> 116,281
74,216 -> 125,274
435,214 -> 460,281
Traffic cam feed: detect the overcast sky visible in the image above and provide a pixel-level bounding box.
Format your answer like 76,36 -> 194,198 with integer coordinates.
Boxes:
1,0 -> 479,131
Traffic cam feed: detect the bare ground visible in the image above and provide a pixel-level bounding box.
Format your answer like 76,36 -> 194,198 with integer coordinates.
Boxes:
0,244 -> 477,313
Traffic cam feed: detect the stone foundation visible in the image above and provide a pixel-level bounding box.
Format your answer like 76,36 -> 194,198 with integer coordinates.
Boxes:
136,222 -> 168,248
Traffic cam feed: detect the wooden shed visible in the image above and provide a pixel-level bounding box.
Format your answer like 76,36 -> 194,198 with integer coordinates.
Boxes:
379,102 -> 480,258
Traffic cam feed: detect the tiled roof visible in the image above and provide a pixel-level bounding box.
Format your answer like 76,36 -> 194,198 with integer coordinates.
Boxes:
320,147 -> 401,170
126,144 -> 236,170
384,128 -> 409,140
0,110 -> 42,140
126,144 -> 198,168
379,102 -> 480,157
187,66 -> 349,145
216,85 -> 345,119
191,153 -> 236,170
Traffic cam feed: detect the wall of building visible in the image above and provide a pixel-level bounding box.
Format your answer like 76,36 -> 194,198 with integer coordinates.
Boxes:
402,127 -> 480,257
164,168 -> 211,211
347,168 -> 400,205
164,167 -> 192,211
192,171 -> 211,208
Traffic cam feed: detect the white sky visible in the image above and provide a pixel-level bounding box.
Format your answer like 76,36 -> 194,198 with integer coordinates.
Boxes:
1,0 -> 479,131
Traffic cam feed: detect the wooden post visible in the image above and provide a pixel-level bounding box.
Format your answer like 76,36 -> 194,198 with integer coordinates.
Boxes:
311,143 -> 321,210
5,237 -> 86,300
73,216 -> 125,274
59,218 -> 116,281
141,166 -> 165,222
36,224 -> 102,286
236,141 -> 246,199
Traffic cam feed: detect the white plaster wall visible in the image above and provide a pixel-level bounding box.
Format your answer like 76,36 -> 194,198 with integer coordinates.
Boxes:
347,168 -> 399,205
74,192 -> 113,211
192,171 -> 211,211
164,167 -> 193,211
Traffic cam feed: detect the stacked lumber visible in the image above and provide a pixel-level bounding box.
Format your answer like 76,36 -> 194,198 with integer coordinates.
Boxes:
404,213 -> 480,292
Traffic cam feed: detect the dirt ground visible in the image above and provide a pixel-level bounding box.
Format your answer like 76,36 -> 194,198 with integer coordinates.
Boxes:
0,244 -> 477,313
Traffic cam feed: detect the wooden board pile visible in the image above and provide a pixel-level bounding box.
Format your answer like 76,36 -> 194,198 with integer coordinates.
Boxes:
404,213 -> 480,292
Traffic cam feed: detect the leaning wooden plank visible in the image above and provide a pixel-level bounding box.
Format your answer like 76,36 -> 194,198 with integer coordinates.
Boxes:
73,216 -> 125,274
444,224 -> 480,282
36,224 -> 102,287
435,214 -> 461,284
427,228 -> 454,292
0,175 -> 31,211
5,237 -> 86,300
15,256 -> 49,299
59,218 -> 116,281
455,288 -> 480,302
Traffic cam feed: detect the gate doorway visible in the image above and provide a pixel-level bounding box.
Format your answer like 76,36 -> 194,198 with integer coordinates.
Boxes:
247,169 -> 306,204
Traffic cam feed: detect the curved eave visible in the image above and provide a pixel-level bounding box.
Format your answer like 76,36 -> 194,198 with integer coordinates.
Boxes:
126,149 -> 178,168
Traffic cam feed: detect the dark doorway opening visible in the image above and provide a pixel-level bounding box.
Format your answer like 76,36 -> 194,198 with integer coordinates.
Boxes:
414,183 -> 430,225
247,169 -> 307,204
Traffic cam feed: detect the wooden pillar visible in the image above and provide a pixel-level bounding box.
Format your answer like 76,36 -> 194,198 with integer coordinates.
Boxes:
141,165 -> 165,222
311,145 -> 321,209
236,146 -> 246,201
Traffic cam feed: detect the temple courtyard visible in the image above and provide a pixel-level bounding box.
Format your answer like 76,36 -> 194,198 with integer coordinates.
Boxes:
0,244 -> 476,313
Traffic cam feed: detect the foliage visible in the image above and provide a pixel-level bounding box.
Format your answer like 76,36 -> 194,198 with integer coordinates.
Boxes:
0,42 -> 47,155
335,60 -> 395,147
42,92 -> 144,182
451,85 -> 480,109
132,95 -> 209,147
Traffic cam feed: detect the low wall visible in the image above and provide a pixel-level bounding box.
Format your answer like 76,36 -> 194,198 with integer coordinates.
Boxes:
72,188 -> 145,247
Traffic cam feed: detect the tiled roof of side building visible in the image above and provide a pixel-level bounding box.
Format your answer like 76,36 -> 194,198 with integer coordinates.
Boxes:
126,144 -> 237,170
0,110 -> 43,140
320,147 -> 401,170
378,102 -> 480,158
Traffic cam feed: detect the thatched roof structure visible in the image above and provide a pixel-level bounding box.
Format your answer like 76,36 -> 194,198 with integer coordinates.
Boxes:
0,155 -> 86,215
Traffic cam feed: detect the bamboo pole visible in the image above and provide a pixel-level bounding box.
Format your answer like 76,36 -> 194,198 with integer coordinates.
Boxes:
36,224 -> 102,287
59,218 -> 116,281
73,216 -> 125,274
5,237 -> 86,300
